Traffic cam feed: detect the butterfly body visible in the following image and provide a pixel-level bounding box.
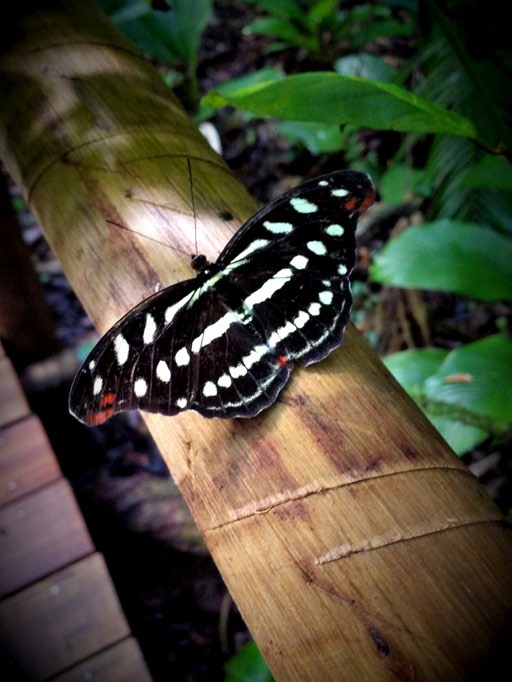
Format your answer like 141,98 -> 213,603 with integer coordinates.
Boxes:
69,170 -> 375,425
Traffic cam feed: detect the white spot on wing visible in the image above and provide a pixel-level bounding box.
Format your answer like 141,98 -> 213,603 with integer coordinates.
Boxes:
269,321 -> 296,347
338,264 -> 348,275
290,255 -> 308,270
263,221 -> 294,234
156,359 -> 171,383
143,313 -> 157,344
245,268 -> 292,309
114,334 -> 130,366
308,302 -> 321,316
307,240 -> 327,256
218,374 -> 232,388
134,378 -> 148,397
176,397 -> 187,408
319,290 -> 333,305
318,180 -> 329,186
332,188 -> 349,198
230,364 -> 248,378
89,360 -> 96,370
290,197 -> 318,213
242,344 -> 268,369
165,291 -> 194,325
203,381 -> 218,397
191,311 -> 239,353
231,239 -> 270,263
294,310 -> 310,328
175,347 -> 191,366
325,223 -> 344,236
93,376 -> 103,395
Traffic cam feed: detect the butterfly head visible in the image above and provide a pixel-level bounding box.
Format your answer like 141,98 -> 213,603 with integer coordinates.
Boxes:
191,253 -> 209,272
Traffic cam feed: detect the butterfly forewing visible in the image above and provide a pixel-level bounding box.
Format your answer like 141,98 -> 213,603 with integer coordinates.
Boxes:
69,170 -> 375,425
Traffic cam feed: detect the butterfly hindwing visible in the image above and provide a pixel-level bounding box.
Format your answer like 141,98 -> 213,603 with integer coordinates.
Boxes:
69,170 -> 375,425
70,279 -> 199,424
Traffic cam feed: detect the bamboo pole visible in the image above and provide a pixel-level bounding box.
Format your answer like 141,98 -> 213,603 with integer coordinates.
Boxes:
1,2 -> 511,680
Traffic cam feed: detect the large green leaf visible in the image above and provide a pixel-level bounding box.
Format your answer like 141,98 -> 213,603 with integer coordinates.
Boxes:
428,416 -> 487,456
202,73 -> 478,139
383,346 -> 491,454
383,348 -> 448,399
425,334 -> 512,427
370,220 -> 512,301
276,120 -> 344,154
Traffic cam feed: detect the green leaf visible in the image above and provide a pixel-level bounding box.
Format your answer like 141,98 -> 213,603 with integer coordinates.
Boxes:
213,68 -> 285,96
370,219 -> 512,301
200,68 -> 284,117
203,73 -> 478,139
461,156 -> 512,191
422,0 -> 512,152
428,417 -> 487,456
308,0 -> 339,28
349,18 -> 414,49
379,164 -> 432,204
383,348 -> 448,399
425,334 -> 512,427
334,54 -> 396,82
224,641 -> 273,682
244,17 -> 318,51
246,0 -> 308,24
276,120 -> 344,154
110,0 -> 212,68
383,347 -> 490,455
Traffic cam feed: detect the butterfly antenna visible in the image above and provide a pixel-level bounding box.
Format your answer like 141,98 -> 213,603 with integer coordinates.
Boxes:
187,158 -> 199,258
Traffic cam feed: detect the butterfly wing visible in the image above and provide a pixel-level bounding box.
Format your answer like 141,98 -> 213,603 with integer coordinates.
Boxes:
69,279 -> 198,425
216,170 -> 375,366
69,276 -> 292,424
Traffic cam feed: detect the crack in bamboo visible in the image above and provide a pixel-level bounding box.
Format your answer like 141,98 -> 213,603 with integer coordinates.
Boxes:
314,516 -> 505,564
204,464 -> 471,533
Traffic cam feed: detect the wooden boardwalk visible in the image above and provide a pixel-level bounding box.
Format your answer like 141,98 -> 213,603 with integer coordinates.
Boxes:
0,344 -> 152,681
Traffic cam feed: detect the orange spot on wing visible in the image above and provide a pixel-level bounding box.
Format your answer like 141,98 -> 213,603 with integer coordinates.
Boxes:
359,188 -> 376,213
99,392 -> 116,407
276,355 -> 288,367
345,189 -> 376,214
87,407 -> 115,426
86,392 -> 117,425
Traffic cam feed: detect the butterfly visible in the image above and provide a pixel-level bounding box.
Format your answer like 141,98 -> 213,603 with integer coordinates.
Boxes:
69,170 -> 375,425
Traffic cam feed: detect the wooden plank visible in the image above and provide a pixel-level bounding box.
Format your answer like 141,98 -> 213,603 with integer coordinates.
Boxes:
0,553 -> 131,680
0,415 -> 61,505
0,478 -> 94,597
52,637 -> 152,682
0,356 -> 30,426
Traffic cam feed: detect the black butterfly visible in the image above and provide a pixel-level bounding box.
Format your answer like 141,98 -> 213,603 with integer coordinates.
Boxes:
69,170 -> 375,425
